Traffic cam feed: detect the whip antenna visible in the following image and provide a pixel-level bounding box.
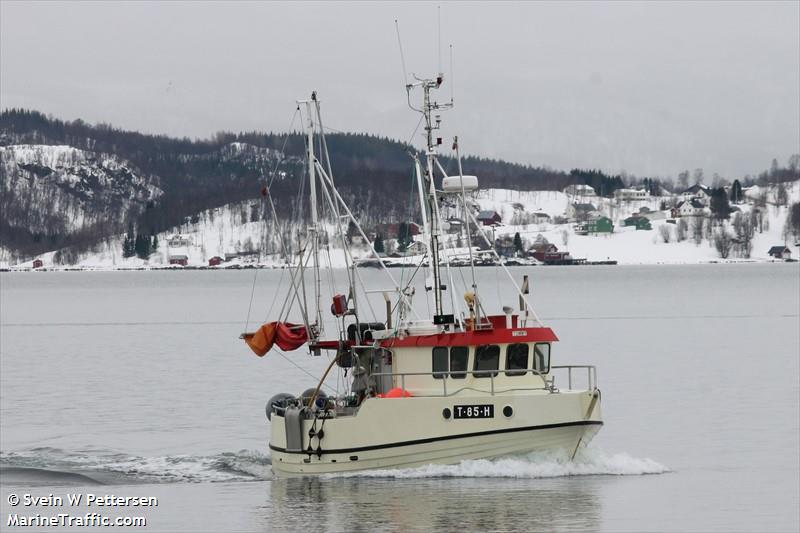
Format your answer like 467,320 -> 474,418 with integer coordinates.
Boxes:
449,44 -> 454,104
437,6 -> 442,74
395,19 -> 409,86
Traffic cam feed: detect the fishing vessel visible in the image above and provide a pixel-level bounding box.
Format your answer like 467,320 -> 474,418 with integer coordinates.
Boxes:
243,73 -> 602,476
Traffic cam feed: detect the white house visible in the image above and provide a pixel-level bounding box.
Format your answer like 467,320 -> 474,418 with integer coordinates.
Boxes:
531,212 -> 551,224
563,184 -> 596,197
167,234 -> 192,248
614,188 -> 650,201
674,199 -> 708,217
567,202 -> 597,220
680,184 -> 711,200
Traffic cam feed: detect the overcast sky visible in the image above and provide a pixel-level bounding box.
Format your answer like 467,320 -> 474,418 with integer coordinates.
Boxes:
2,1 -> 798,179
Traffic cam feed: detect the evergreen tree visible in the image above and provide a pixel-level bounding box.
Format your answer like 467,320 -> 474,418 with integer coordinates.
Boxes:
729,179 -> 743,204
373,234 -> 385,254
151,233 -> 159,251
122,223 -> 135,258
397,222 -> 411,249
513,232 -> 524,255
709,188 -> 732,220
134,232 -> 151,259
346,221 -> 358,244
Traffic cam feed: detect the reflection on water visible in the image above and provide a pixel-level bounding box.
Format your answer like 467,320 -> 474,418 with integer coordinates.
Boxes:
267,476 -> 601,533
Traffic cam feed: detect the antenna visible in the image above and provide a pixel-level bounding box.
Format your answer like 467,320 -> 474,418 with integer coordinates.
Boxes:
449,44 -> 454,104
395,19 -> 409,86
437,6 -> 442,74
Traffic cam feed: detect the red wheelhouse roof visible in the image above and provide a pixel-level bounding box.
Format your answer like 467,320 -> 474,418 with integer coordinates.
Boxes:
380,326 -> 558,348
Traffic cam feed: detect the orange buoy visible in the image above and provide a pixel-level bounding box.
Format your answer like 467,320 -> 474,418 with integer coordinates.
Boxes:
384,388 -> 412,398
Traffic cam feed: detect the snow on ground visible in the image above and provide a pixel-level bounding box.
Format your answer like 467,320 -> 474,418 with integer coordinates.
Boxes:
464,183 -> 799,265
3,182 -> 798,270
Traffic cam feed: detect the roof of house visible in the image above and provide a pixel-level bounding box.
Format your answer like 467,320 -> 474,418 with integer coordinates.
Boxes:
682,183 -> 710,194
768,246 -> 790,254
564,184 -> 596,193
690,199 -> 706,209
169,254 -> 189,260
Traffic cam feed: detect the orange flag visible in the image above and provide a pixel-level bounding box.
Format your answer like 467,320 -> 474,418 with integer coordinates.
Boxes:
242,323 -> 278,357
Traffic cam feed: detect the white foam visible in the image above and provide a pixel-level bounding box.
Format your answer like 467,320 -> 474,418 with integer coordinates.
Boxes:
326,447 -> 669,479
1,448 -> 272,484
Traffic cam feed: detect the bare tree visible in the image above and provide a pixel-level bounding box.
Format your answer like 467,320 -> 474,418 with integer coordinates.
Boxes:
776,182 -> 788,206
676,218 -> 688,242
658,224 -> 672,243
713,229 -> 733,259
692,217 -> 704,245
732,212 -> 754,258
677,170 -> 690,190
561,229 -> 569,247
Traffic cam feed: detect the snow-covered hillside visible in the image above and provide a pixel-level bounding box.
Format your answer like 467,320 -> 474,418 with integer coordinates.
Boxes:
2,199 -> 375,269
470,184 -> 799,264
0,144 -> 161,257
4,182 -> 799,269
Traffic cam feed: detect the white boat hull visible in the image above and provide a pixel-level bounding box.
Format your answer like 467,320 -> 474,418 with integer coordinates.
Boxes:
269,390 -> 601,476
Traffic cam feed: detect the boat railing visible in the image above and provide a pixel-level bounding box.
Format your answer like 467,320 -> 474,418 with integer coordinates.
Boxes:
369,368 -> 554,398
370,365 -> 597,398
550,365 -> 597,392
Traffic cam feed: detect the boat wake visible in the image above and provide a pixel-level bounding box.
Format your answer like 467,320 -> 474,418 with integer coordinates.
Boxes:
326,447 -> 669,479
0,447 -> 272,486
2,446 -> 668,485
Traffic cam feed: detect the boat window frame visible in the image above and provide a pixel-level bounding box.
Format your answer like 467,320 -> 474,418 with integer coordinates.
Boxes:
533,342 -> 551,374
449,346 -> 469,379
432,346 -> 449,379
505,343 -> 529,376
473,344 -> 500,378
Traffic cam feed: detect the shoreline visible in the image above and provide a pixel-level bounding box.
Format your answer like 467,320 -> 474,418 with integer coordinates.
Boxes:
1,259 -> 796,273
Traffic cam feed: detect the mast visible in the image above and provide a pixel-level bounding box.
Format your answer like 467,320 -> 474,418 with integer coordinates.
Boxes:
300,93 -> 322,338
408,75 -> 451,317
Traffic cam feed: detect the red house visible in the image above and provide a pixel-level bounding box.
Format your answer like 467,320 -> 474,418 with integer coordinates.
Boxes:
169,254 -> 188,266
32,259 -> 43,269
377,222 -> 421,239
208,256 -> 222,267
528,243 -> 572,264
476,210 -> 502,226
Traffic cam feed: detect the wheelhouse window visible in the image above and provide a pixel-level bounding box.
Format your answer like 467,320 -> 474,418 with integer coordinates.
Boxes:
432,346 -> 469,379
505,343 -> 529,376
474,345 -> 500,378
533,343 -> 551,374
450,346 -> 469,379
432,347 -> 449,379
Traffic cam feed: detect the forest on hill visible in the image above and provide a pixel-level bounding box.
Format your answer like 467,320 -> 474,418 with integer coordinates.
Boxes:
1,108 -> 797,257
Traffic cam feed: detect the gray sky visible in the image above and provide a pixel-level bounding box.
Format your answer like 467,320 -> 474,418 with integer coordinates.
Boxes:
2,1 -> 798,179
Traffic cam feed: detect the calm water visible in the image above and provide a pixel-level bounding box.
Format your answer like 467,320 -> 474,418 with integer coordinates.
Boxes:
1,264 -> 798,532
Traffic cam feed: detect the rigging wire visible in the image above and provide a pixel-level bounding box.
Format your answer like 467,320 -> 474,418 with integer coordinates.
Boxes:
395,19 -> 409,86
244,107 -> 300,332
273,348 -> 337,393
406,114 -> 425,147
